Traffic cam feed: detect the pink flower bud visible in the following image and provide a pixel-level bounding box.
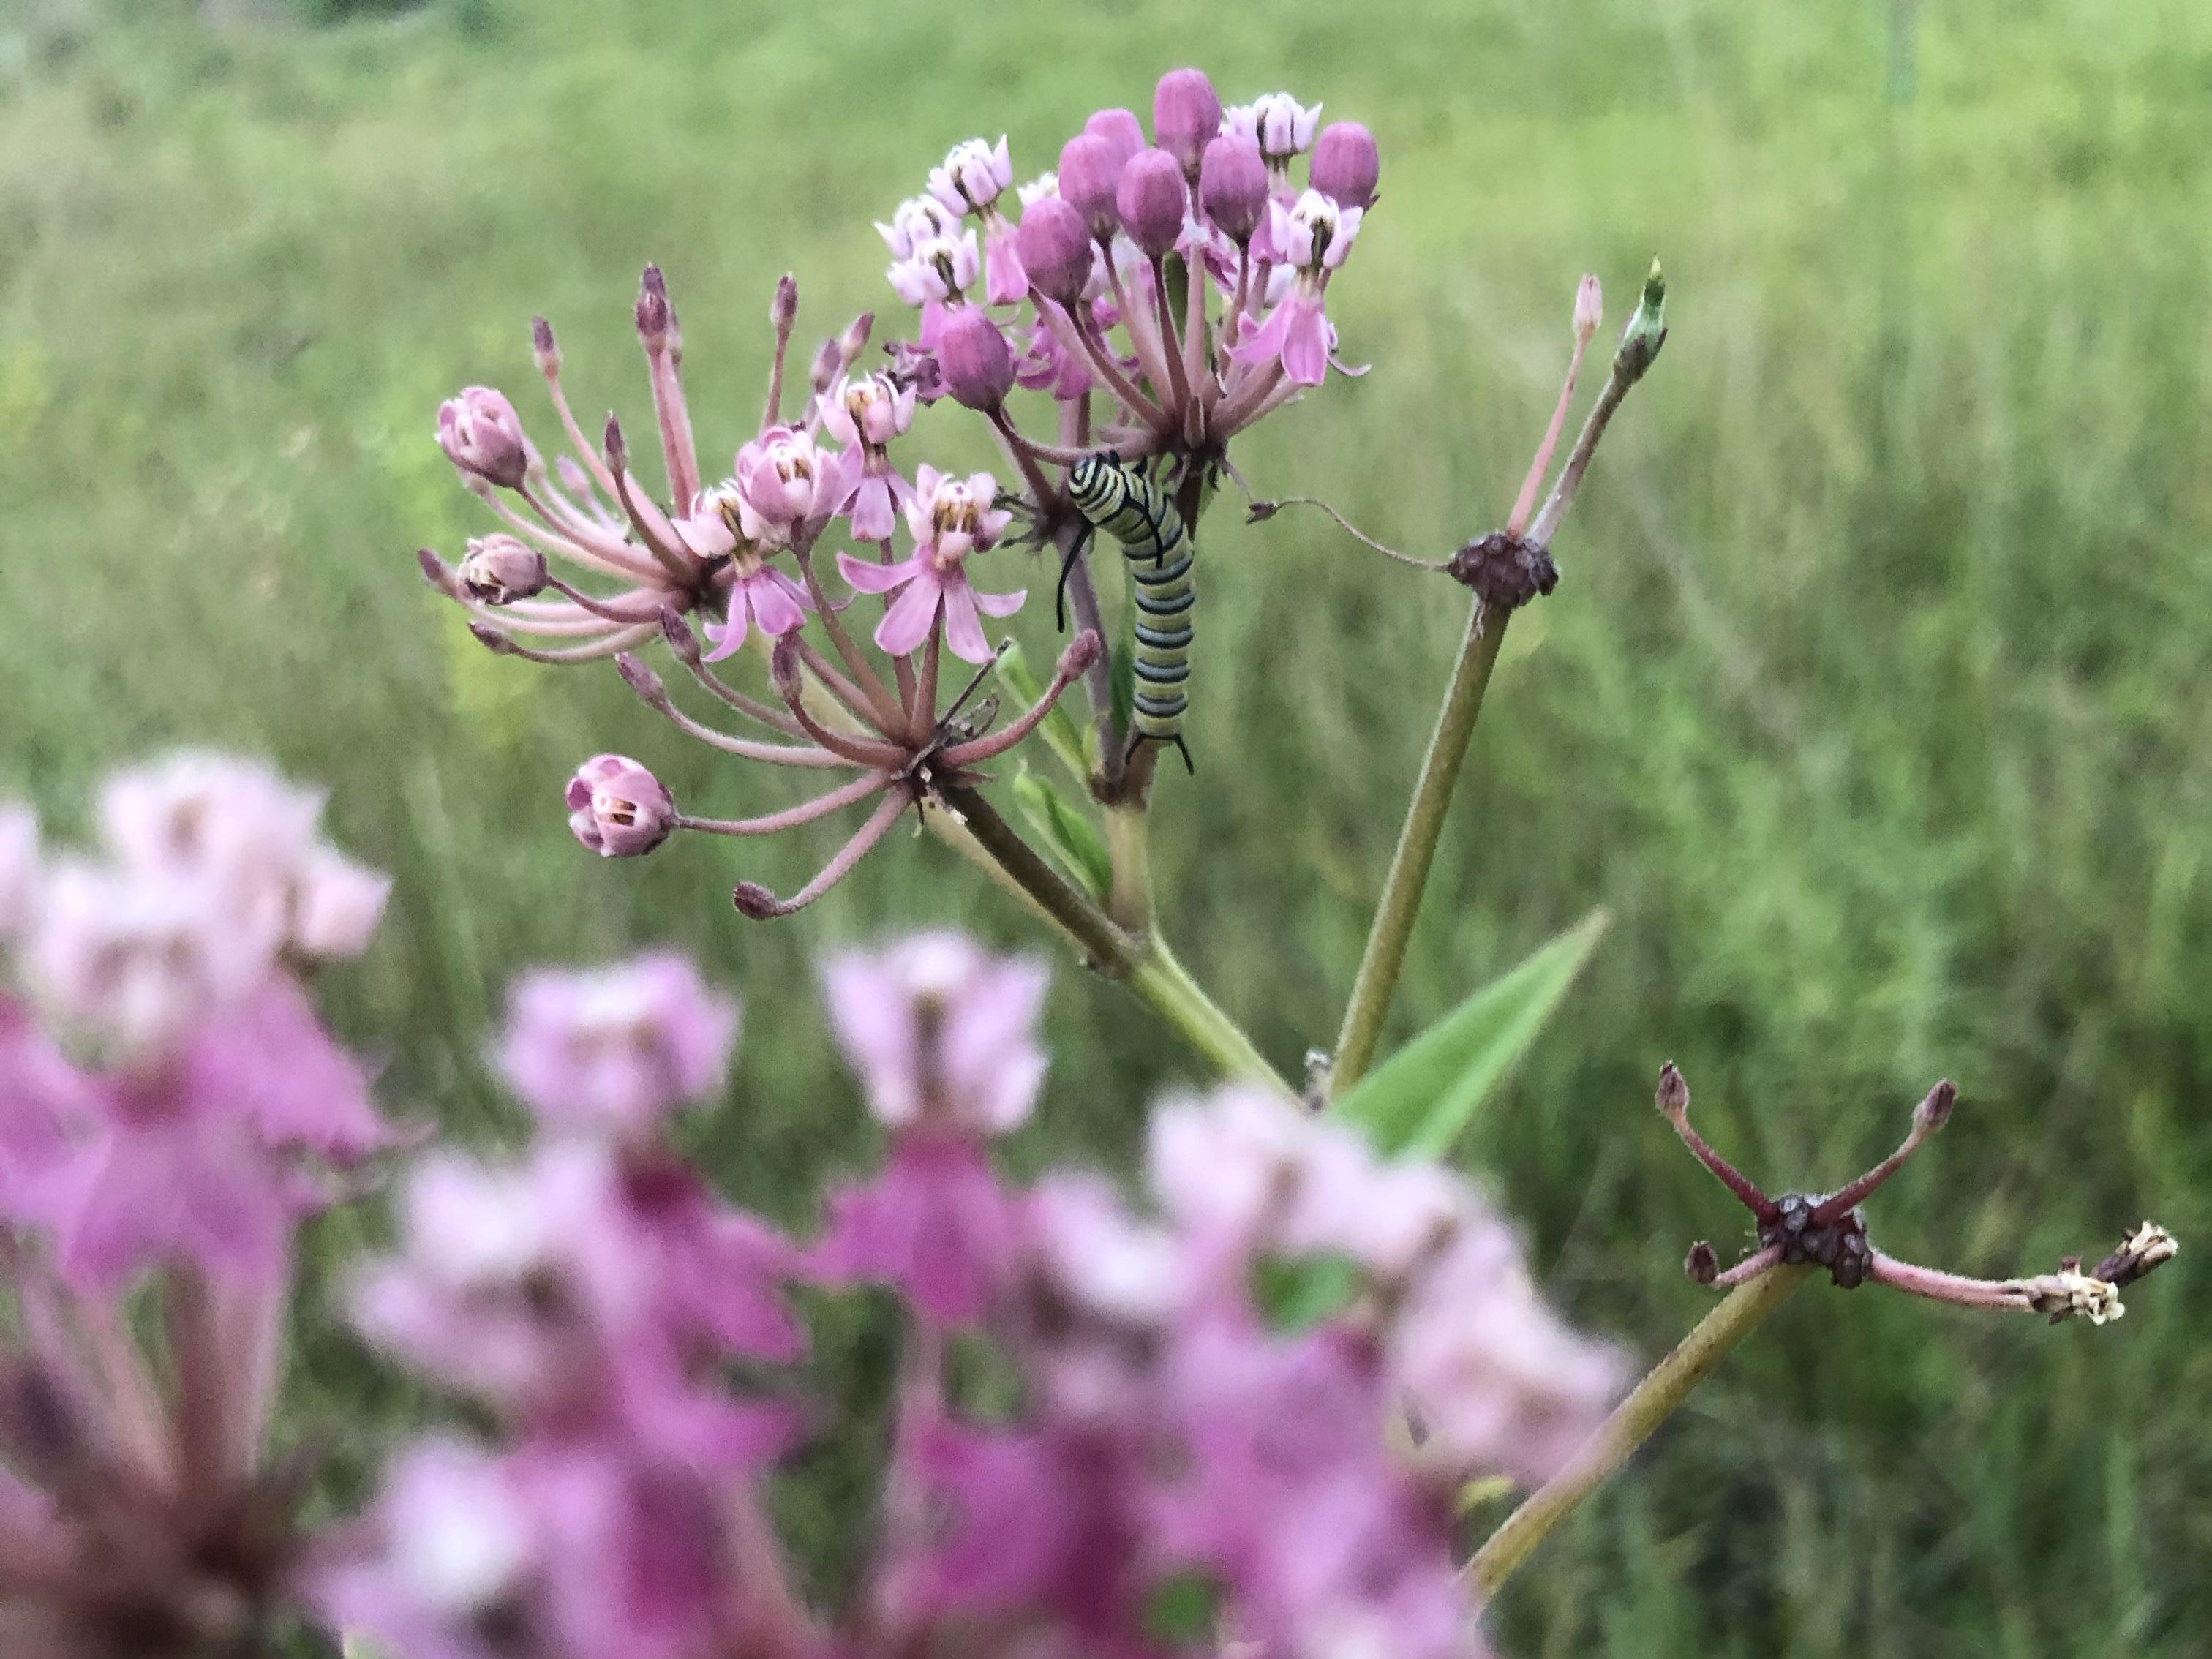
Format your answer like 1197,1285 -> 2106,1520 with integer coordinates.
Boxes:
565,756 -> 676,859
456,535 -> 549,606
1310,120 -> 1380,211
435,388 -> 528,489
530,315 -> 559,375
936,309 -> 1016,411
771,272 -> 799,331
1116,148 -> 1189,260
1151,68 -> 1223,178
1082,107 -> 1146,168
1017,198 -> 1095,305
636,263 -> 676,349
1198,133 -> 1268,243
1056,134 -> 1124,242
1573,273 -> 1602,346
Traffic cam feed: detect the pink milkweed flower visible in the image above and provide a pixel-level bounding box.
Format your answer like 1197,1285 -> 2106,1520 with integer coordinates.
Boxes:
810,1133 -> 1023,1328
887,230 -> 981,348
1230,189 -> 1364,388
821,373 -> 918,541
494,953 -> 740,1138
819,932 -> 1049,1135
435,385 -> 531,489
731,426 -> 849,546
931,138 -> 1025,305
835,467 -> 1023,664
565,755 -> 677,859
1228,92 -> 1323,171
1152,67 -> 1224,179
877,192 -> 962,260
929,135 -> 1015,216
1310,118 -> 1381,211
672,481 -> 819,663
1016,170 -> 1058,208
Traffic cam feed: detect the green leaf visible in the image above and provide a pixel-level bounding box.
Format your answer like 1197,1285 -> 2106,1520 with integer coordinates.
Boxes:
1109,637 -> 1136,733
1251,1252 -> 1361,1333
1010,764 -> 1113,901
993,641 -> 1091,786
1338,908 -> 1608,1159
1142,1570 -> 1225,1644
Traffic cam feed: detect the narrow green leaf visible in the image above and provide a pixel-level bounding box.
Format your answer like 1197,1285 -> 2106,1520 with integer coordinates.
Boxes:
993,641 -> 1091,785
1010,764 -> 1113,901
1338,909 -> 1608,1159
1109,637 -> 1136,732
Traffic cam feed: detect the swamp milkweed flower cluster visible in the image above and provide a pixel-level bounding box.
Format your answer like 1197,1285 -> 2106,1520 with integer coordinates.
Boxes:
0,52 -> 2176,1659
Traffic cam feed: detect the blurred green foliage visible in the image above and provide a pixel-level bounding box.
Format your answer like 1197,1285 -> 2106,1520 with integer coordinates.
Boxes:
1,0 -> 2208,1652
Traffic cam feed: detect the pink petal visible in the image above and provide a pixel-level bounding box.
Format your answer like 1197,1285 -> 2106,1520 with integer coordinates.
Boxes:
747,570 -> 809,638
1229,298 -> 1294,368
940,581 -> 993,665
983,226 -> 1028,306
837,549 -> 922,595
972,584 -> 1026,620
1279,298 -> 1331,386
847,477 -> 899,541
701,590 -> 750,663
874,573 -> 946,659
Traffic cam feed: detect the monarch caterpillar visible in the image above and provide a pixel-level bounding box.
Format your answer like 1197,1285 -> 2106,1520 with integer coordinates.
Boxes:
1065,453 -> 1195,773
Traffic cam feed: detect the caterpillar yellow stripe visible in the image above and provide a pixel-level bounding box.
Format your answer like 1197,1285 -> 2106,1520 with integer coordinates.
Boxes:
1066,453 -> 1195,772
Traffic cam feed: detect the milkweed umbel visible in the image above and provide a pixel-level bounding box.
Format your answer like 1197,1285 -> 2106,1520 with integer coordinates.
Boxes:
1065,453 -> 1196,772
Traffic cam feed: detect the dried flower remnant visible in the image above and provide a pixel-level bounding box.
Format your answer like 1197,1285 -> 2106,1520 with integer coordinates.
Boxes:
1660,1064 -> 2177,1323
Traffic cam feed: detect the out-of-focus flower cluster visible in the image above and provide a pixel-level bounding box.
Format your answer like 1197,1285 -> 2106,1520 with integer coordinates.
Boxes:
323,930 -> 1624,1659
0,756 -> 393,1654
416,67 -> 1381,911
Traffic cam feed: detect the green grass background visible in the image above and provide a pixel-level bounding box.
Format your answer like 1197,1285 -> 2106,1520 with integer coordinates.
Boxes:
2,0 -> 2208,1652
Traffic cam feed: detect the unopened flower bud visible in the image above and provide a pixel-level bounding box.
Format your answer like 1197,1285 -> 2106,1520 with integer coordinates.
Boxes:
732,881 -> 780,921
1117,148 -> 1189,260
1152,69 -> 1223,178
660,607 -> 702,665
636,263 -> 674,350
1685,1241 -> 1719,1284
602,413 -> 628,470
436,388 -> 529,489
1058,629 -> 1105,679
457,535 -> 549,606
1057,134 -> 1125,242
1310,120 -> 1381,211
614,652 -> 669,706
1018,198 -> 1094,306
1913,1079 -> 1956,1135
1083,107 -> 1146,169
937,309 -> 1016,410
840,311 -> 876,364
415,546 -> 461,598
770,636 -> 804,703
468,622 -> 522,656
772,273 -> 799,332
1614,257 -> 1669,383
1573,274 -> 1602,347
1199,133 -> 1268,242
808,336 -> 843,397
531,316 -> 560,375
565,755 -> 676,859
1655,1061 -> 1690,1119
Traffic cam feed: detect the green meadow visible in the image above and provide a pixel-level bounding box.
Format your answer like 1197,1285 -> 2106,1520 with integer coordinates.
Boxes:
1,0 -> 2207,1652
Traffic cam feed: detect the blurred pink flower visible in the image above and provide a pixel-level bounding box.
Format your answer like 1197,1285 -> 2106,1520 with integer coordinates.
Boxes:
494,953 -> 740,1137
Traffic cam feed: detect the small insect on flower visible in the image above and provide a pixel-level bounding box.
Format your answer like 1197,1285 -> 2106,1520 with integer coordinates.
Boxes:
1065,452 -> 1196,775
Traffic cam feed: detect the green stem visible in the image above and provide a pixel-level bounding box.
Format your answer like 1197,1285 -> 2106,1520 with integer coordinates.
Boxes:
1330,609 -> 1510,1096
1462,1265 -> 1812,1598
1104,802 -> 1154,933
941,785 -> 1294,1096
1127,933 -> 1291,1092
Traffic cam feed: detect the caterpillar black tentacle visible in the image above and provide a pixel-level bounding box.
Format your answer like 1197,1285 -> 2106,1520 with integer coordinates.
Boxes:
1068,451 -> 1196,772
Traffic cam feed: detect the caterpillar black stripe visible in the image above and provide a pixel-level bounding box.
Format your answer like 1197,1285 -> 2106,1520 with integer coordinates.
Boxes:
1066,453 -> 1195,773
